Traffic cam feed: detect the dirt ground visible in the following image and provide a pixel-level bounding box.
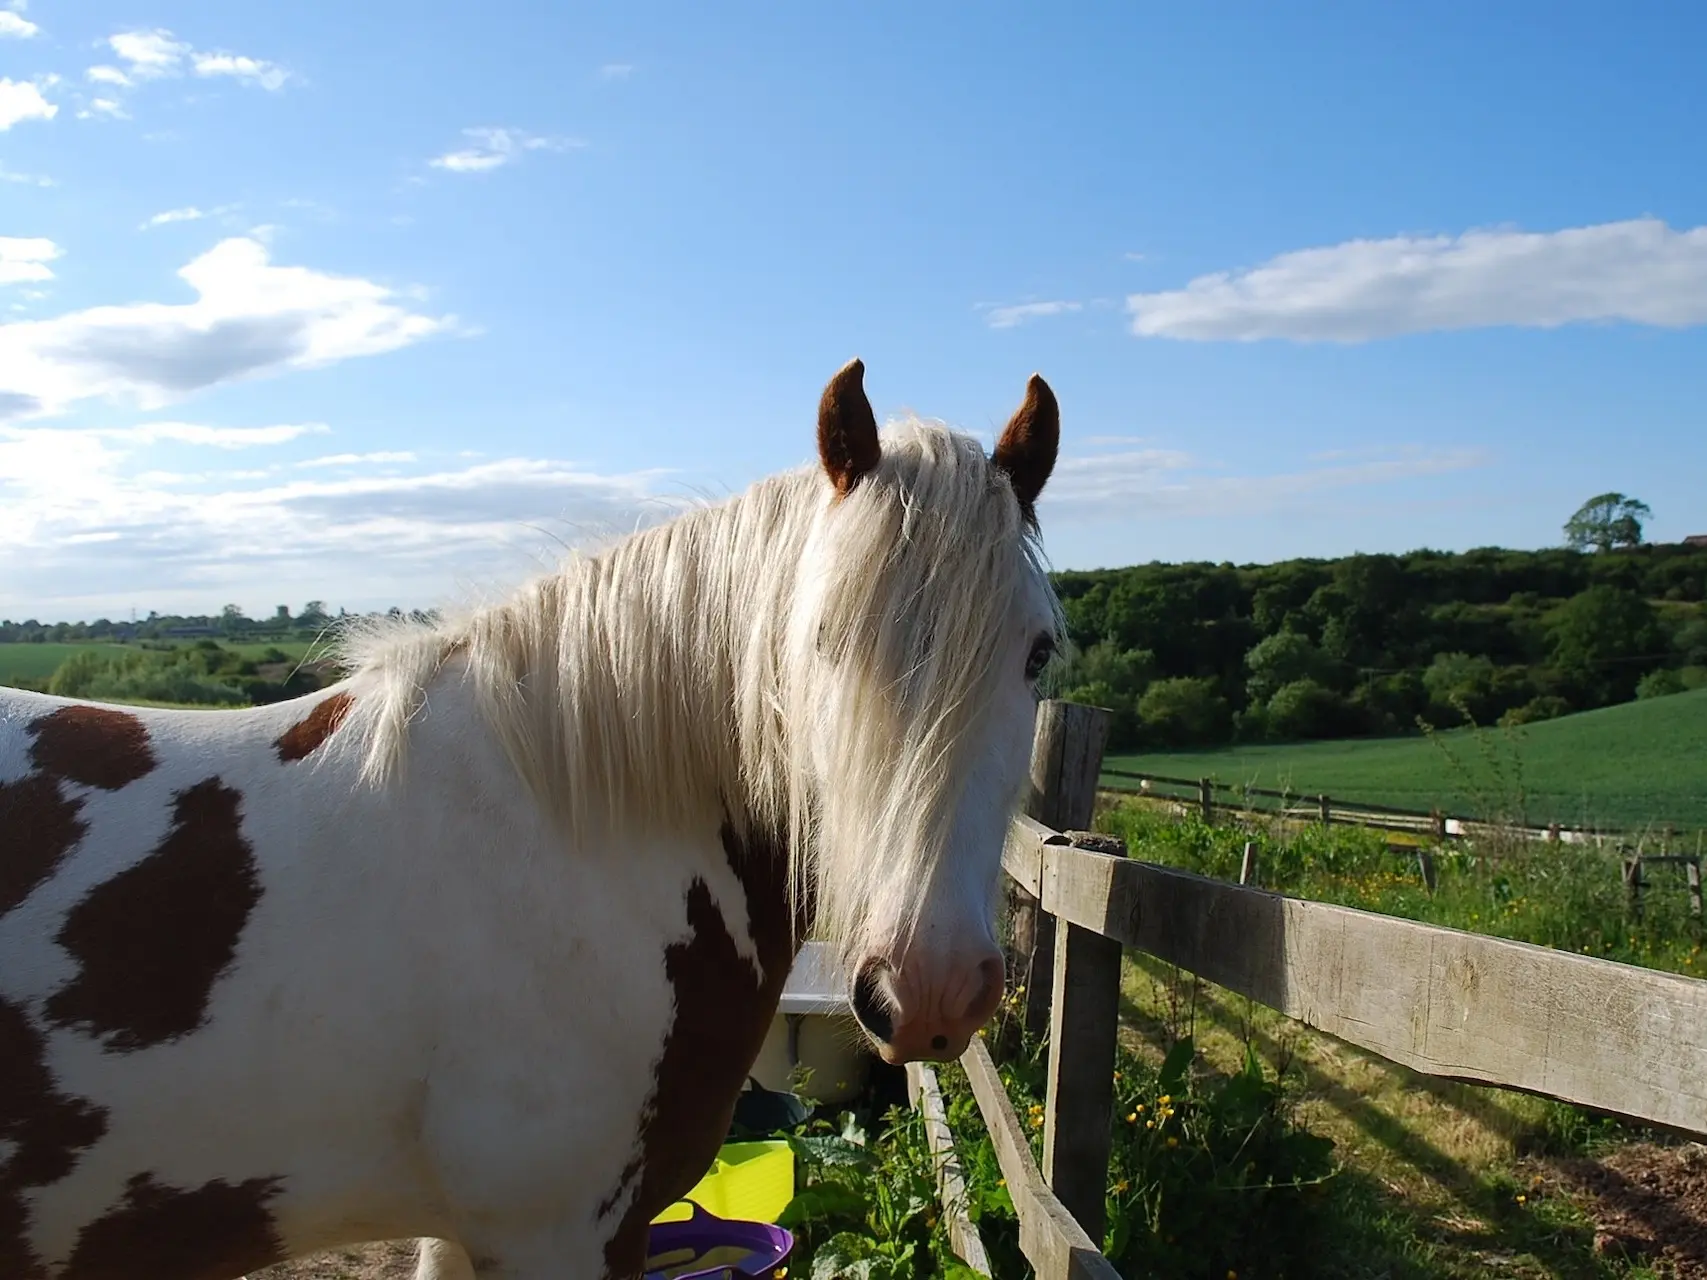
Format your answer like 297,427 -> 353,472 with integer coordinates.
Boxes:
1541,1142 -> 1707,1278
246,1143 -> 1707,1279
249,1240 -> 417,1280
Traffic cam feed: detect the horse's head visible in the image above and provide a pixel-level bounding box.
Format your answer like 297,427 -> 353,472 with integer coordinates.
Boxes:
787,359 -> 1061,1065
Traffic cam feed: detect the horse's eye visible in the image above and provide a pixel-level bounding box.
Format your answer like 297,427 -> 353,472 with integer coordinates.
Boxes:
1024,635 -> 1055,682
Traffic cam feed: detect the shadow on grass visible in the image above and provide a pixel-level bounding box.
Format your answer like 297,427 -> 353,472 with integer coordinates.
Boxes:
1118,964 -> 1616,1280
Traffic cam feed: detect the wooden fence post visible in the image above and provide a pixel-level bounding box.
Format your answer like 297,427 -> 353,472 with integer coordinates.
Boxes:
1042,826 -> 1122,1248
1689,859 -> 1703,920
1198,777 -> 1214,825
1318,793 -> 1332,826
1417,847 -> 1438,896
1020,701 -> 1111,1043
1624,855 -> 1645,921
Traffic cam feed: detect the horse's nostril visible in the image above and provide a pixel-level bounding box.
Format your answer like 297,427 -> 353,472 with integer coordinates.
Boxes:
931,1034 -> 948,1052
851,962 -> 894,1044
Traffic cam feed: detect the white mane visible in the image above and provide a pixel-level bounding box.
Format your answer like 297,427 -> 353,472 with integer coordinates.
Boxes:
332,417 -> 1059,960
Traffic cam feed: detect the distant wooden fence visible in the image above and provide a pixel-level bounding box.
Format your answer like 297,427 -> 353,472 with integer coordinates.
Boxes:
939,700 -> 1707,1280
1102,766 -> 1699,850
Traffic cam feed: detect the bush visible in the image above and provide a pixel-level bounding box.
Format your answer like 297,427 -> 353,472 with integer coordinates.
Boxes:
1137,677 -> 1230,748
1264,677 -> 1347,740
938,1032 -> 1336,1280
1637,667 -> 1687,699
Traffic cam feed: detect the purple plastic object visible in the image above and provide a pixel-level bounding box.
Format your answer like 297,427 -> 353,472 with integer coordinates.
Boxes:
643,1203 -> 794,1280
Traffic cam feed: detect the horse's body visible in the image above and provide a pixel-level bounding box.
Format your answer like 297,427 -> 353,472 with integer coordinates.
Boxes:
0,361 -> 1063,1279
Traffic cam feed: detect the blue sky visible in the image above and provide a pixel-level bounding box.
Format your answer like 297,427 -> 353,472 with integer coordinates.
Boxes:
2,1 -> 1705,619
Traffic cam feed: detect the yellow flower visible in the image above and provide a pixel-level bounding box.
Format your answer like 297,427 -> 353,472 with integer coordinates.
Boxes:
1115,1179 -> 1130,1193
1126,1112 -> 1138,1123
1158,1094 -> 1172,1105
1228,1272 -> 1238,1279
1167,1136 -> 1179,1148
1134,1103 -> 1145,1113
1145,1119 -> 1155,1129
1516,1194 -> 1527,1204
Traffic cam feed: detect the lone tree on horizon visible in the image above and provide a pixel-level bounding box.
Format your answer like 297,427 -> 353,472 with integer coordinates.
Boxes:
1564,492 -> 1652,553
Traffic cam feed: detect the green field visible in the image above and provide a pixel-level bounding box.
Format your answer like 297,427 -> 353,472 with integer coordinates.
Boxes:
0,643 -> 138,684
0,640 -> 319,687
1106,687 -> 1707,831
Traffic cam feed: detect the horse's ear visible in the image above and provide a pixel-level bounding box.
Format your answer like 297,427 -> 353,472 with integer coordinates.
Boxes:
817,358 -> 881,498
992,374 -> 1058,523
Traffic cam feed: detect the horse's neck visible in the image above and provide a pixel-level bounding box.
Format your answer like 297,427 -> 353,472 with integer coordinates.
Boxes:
460,492 -> 804,851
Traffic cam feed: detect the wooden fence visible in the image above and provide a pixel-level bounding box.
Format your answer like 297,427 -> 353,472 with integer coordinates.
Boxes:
932,700 -> 1707,1279
1102,766 -> 1700,850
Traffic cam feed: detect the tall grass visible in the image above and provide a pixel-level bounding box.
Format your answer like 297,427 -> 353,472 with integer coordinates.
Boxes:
1097,800 -> 1705,978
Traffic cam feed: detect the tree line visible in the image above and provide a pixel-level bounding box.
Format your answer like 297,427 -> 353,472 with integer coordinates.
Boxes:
1047,541 -> 1707,751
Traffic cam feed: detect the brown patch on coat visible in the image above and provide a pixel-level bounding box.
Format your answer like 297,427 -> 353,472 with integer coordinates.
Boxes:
46,778 -> 262,1051
0,995 -> 111,1280
0,774 -> 87,917
26,705 -> 157,792
61,1172 -> 284,1280
599,823 -> 801,1279
817,357 -> 882,499
990,373 -> 1059,526
274,692 -> 355,763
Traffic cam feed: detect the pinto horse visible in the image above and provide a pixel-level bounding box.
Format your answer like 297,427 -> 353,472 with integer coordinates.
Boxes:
0,359 -> 1064,1280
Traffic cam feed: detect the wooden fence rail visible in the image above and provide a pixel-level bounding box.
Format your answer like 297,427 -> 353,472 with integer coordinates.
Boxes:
956,699 -> 1707,1279
1102,766 -> 1698,848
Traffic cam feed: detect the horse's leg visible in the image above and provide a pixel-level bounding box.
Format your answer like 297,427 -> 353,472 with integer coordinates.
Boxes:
414,1237 -> 476,1280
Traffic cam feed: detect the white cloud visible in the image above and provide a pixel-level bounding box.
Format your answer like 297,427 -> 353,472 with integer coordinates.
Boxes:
108,29 -> 190,78
598,63 -> 634,81
76,97 -> 128,120
296,451 -> 416,467
96,28 -> 291,105
429,127 -> 580,173
0,78 -> 56,129
191,51 -> 290,91
0,236 -> 457,420
1126,218 -> 1707,343
0,237 -> 59,287
983,300 -> 1082,329
0,9 -> 37,36
1041,442 -> 1489,519
105,422 -> 331,448
139,205 -> 237,230
0,163 -> 52,187
0,426 -> 679,615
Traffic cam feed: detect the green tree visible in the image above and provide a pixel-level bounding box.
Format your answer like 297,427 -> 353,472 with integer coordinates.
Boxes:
1550,584 -> 1663,703
1244,630 -> 1334,705
1137,677 -> 1230,747
1564,492 -> 1651,553
1264,678 -> 1347,740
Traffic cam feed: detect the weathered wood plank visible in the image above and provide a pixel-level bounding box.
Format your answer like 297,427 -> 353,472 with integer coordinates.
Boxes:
1019,702 -> 1110,1041
1042,910 -> 1121,1245
1018,843 -> 1707,1136
906,1062 -> 992,1276
958,1039 -> 1123,1280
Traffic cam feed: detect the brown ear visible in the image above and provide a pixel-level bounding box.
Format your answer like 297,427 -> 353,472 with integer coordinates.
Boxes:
817,358 -> 881,498
992,374 -> 1058,524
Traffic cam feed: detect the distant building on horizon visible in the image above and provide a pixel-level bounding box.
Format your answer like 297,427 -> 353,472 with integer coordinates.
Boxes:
1684,534 -> 1707,548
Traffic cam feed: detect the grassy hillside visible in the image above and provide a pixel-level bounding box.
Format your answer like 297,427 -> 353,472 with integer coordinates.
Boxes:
1105,688 -> 1707,830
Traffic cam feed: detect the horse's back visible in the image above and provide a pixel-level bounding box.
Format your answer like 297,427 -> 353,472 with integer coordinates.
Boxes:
0,684 -> 440,1278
